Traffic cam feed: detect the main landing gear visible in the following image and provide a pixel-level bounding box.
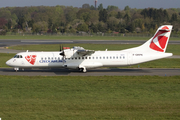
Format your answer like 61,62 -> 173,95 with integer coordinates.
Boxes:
79,67 -> 87,73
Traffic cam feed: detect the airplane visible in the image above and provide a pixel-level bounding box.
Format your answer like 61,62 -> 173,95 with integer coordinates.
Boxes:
6,25 -> 173,72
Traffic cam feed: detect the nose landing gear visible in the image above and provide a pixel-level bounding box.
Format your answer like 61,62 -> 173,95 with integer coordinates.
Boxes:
14,67 -> 19,72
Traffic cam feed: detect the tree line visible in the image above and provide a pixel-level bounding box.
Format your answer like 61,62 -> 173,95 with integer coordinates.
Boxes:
0,4 -> 180,35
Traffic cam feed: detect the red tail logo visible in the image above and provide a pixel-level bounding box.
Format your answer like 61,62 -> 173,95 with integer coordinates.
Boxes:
150,26 -> 170,52
25,55 -> 37,65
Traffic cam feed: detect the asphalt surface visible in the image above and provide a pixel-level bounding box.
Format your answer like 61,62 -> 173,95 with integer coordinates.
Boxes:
0,68 -> 179,76
0,39 -> 180,48
0,39 -> 179,76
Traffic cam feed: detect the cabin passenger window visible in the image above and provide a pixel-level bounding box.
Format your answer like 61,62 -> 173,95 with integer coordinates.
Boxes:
51,57 -> 53,60
107,57 -> 108,59
110,56 -> 112,59
103,57 -> 105,59
48,57 -> 50,60
45,57 -> 47,60
41,57 -> 43,60
55,57 -> 57,60
113,56 -> 115,59
96,57 -> 98,59
89,57 -> 91,59
116,56 -> 118,59
79,57 -> 81,59
58,57 -> 60,60
100,57 -> 101,59
85,57 -> 87,59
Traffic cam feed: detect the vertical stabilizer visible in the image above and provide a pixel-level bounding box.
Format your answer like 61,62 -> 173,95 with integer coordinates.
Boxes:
149,25 -> 173,52
121,25 -> 173,53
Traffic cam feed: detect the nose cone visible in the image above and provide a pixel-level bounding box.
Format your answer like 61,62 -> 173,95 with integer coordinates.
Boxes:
6,59 -> 11,66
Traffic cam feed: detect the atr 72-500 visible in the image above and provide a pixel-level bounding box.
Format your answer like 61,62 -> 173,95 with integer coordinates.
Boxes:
6,25 -> 173,72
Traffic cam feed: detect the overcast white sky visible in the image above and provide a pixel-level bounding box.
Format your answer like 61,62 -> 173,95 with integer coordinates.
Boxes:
0,0 -> 180,9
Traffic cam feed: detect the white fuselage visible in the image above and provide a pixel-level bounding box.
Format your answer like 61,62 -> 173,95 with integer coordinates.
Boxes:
6,50 -> 172,70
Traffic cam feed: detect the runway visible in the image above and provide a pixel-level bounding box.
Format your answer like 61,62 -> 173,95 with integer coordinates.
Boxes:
0,68 -> 179,76
0,39 -> 180,48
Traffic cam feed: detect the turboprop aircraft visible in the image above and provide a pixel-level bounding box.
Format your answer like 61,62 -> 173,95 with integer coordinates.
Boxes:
6,25 -> 173,72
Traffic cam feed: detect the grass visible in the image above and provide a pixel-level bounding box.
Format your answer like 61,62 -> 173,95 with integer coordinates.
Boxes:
0,34 -> 180,40
9,44 -> 180,55
0,53 -> 15,67
0,76 -> 180,120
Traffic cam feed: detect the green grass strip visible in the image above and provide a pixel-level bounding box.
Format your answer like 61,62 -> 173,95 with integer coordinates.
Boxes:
0,76 -> 180,119
0,35 -> 180,40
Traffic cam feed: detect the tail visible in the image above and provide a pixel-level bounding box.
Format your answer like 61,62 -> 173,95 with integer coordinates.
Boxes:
122,25 -> 173,53
149,25 -> 172,52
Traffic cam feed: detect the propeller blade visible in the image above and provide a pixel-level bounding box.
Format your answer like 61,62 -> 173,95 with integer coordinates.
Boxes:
60,45 -> 61,51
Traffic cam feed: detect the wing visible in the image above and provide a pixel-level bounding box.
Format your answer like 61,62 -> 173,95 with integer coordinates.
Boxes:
76,49 -> 95,56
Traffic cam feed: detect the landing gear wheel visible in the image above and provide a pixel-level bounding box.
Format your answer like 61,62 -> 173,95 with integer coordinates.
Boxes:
83,68 -> 87,73
79,67 -> 87,73
79,68 -> 83,72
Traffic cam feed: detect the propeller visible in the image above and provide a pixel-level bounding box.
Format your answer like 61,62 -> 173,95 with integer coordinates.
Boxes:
59,45 -> 65,66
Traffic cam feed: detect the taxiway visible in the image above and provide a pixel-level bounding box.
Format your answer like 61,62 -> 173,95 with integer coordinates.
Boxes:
0,68 -> 179,76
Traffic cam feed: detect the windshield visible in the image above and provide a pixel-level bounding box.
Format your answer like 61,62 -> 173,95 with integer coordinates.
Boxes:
13,55 -> 23,58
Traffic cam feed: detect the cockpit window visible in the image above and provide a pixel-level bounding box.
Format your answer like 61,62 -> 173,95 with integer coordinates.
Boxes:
13,55 -> 23,58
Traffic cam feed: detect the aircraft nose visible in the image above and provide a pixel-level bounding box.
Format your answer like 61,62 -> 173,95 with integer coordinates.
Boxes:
6,59 -> 11,66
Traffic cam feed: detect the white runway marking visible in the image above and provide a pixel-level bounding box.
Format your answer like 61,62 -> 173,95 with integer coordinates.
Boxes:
21,40 -> 73,43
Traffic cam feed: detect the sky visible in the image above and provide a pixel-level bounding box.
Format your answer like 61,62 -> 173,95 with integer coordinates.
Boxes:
0,0 -> 180,9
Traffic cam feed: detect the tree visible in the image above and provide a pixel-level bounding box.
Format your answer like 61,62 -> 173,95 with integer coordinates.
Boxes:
7,20 -> 12,29
82,4 -> 90,9
109,11 -> 118,17
33,21 -> 48,33
126,23 -> 135,32
107,17 -> 120,31
106,5 -> 118,11
65,7 -> 77,23
90,5 -> 95,10
77,23 -> 89,32
17,15 -> 25,29
98,3 -> 103,11
0,18 -> 8,29
124,6 -> 130,11
99,9 -> 108,23
90,23 -> 98,33
77,9 -> 91,22
98,22 -> 107,32
117,12 -> 123,19
171,13 -> 178,22
48,18 -> 53,29
124,13 -> 131,24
